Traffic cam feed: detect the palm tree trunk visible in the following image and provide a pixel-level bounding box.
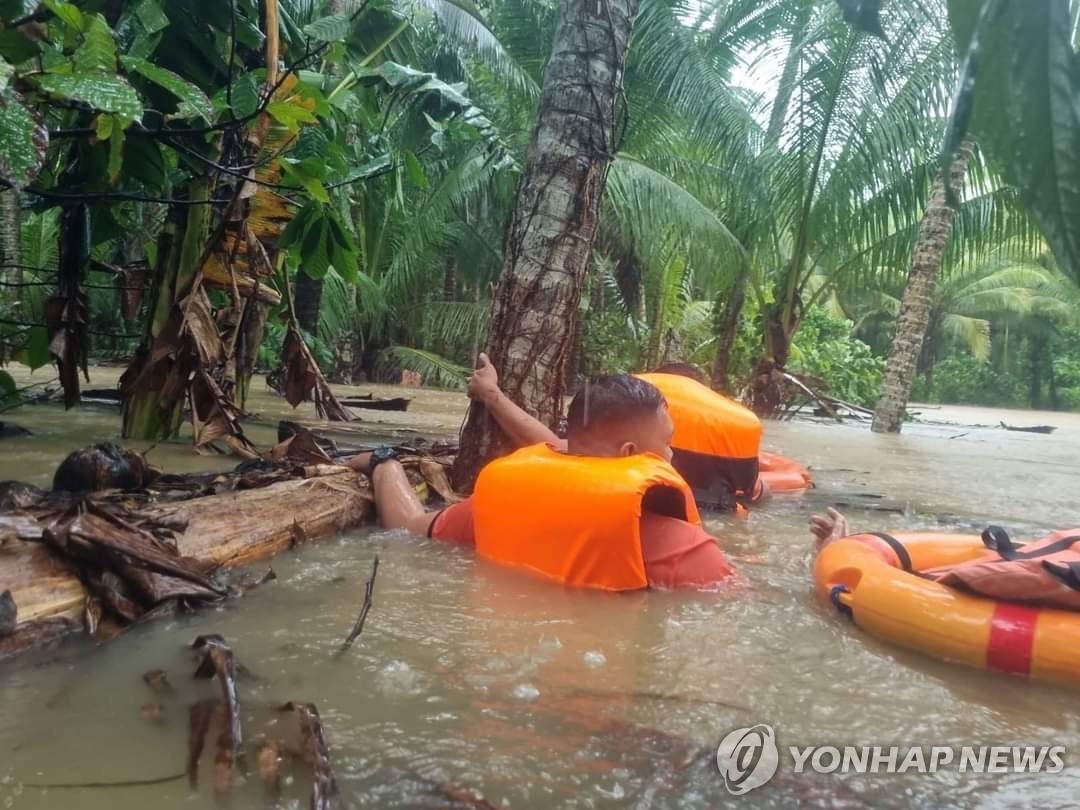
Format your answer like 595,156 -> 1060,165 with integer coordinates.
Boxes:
453,0 -> 639,488
443,257 -> 457,301
0,190 -> 20,287
710,275 -> 745,391
1029,333 -> 1045,409
711,4 -> 808,392
294,271 -> 323,336
872,141 -> 975,433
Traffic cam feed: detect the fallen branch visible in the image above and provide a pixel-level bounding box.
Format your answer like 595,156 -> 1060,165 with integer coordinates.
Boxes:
281,702 -> 337,810
186,699 -> 217,789
337,555 -> 379,655
780,372 -> 842,422
193,636 -> 245,791
23,772 -> 186,789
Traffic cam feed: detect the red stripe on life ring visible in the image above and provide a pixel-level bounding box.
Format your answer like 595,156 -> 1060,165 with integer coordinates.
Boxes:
986,603 -> 1040,676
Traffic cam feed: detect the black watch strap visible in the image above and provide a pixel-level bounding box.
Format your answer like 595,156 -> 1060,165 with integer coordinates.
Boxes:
367,446 -> 398,477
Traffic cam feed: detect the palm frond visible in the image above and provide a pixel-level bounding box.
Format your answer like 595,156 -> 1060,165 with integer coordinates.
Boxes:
939,312 -> 991,360
408,0 -> 540,99
377,345 -> 469,388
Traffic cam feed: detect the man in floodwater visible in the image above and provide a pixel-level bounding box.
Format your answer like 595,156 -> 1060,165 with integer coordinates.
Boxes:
345,355 -> 738,589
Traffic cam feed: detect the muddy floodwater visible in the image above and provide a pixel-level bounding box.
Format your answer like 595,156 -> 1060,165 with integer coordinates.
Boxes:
1,365 -> 1079,809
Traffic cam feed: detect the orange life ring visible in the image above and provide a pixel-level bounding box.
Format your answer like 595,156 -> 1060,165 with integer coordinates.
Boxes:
758,451 -> 813,493
814,532 -> 1080,687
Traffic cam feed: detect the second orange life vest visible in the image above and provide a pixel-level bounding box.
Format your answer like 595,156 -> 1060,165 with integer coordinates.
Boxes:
472,443 -> 701,591
635,373 -> 762,506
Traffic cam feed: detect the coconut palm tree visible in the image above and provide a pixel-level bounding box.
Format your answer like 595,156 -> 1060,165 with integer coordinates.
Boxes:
843,254 -> 1076,392
872,139 -> 976,433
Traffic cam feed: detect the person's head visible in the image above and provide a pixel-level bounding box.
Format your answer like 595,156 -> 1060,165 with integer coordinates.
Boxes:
566,375 -> 674,462
653,362 -> 706,384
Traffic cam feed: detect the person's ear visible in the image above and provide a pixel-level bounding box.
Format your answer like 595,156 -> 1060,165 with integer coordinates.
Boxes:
618,442 -> 636,457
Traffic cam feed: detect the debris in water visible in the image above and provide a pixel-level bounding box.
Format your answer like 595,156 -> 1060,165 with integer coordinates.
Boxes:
419,459 -> 461,504
280,702 -> 337,810
999,421 -> 1057,434
0,590 -> 15,636
186,699 -> 216,789
256,739 -> 282,798
142,669 -> 172,692
336,555 -> 379,655
51,443 -> 158,493
192,636 -> 245,789
141,702 -> 166,723
339,395 -> 411,412
0,422 -> 32,438
23,772 -> 186,789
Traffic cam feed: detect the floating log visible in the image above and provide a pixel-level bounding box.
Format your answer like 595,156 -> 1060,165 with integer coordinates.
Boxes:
0,421 -> 32,438
339,396 -> 411,411
1000,421 -> 1057,434
0,466 -> 373,660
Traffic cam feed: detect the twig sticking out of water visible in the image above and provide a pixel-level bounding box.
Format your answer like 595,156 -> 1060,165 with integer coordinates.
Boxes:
23,772 -> 187,789
192,636 -> 246,789
336,555 -> 379,655
564,686 -> 750,713
280,702 -> 337,810
186,699 -> 217,789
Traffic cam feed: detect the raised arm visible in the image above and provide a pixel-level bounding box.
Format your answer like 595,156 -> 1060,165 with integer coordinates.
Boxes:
468,353 -> 566,450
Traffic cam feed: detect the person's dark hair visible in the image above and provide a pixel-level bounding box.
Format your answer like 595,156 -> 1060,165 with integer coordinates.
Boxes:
653,362 -> 706,384
566,375 -> 665,442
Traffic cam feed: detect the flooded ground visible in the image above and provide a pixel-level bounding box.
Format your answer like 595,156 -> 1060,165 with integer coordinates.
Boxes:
1,364 -> 1079,809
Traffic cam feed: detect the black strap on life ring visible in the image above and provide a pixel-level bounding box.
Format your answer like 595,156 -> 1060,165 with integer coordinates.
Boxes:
1043,561 -> 1080,592
865,532 -> 913,572
982,526 -> 1080,561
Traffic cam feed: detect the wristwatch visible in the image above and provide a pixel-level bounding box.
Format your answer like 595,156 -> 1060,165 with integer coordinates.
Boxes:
367,446 -> 399,477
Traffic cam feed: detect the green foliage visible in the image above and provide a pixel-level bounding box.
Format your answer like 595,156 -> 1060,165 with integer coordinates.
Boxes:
789,307 -> 885,407
912,355 -> 1025,407
120,57 -> 213,121
581,311 -> 639,378
0,87 -> 46,187
303,14 -> 353,42
35,73 -> 143,120
946,0 -> 1080,285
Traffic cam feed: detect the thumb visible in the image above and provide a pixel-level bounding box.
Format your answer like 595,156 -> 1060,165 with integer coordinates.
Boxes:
477,352 -> 491,369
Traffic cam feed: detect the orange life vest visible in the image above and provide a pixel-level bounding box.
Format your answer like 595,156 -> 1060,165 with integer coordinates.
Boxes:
924,527 -> 1080,611
635,373 -> 762,505
473,443 -> 701,591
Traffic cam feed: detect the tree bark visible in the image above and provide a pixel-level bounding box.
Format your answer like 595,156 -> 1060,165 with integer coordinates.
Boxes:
294,271 -> 323,336
452,0 -> 639,488
443,257 -> 458,301
0,470 -> 372,660
1029,332 -> 1046,409
0,190 -> 20,287
872,141 -> 975,433
710,275 -> 746,392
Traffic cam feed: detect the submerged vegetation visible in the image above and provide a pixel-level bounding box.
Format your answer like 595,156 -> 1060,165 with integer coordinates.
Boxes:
0,0 -> 1077,448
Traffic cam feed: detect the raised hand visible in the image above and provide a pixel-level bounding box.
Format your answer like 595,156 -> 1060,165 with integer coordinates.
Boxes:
466,352 -> 501,404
